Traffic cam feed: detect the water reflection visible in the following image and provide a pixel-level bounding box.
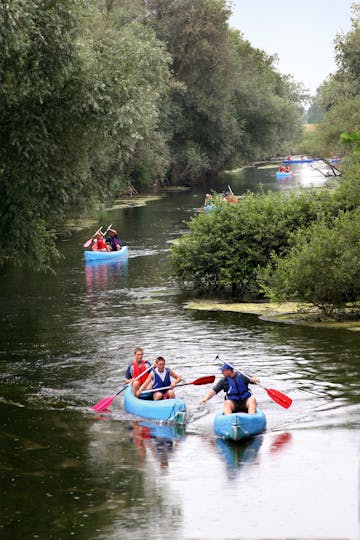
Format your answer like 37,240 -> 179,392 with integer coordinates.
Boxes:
85,259 -> 128,294
215,435 -> 263,476
128,420 -> 186,469
269,431 -> 293,454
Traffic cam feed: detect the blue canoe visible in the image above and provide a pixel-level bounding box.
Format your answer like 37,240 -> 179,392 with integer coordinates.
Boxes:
214,410 -> 266,441
276,171 -> 294,179
84,245 -> 128,262
283,158 -> 314,164
124,385 -> 187,425
204,205 -> 217,212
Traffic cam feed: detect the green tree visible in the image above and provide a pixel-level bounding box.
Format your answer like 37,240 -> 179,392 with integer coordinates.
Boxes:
171,189 -> 338,296
0,0 -> 95,269
261,209 -> 360,314
146,0 -> 242,182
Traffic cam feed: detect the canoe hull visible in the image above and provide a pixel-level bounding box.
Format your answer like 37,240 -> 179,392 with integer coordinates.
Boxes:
276,171 -> 294,179
124,385 -> 187,425
214,410 -> 266,441
283,159 -> 313,164
84,245 -> 128,262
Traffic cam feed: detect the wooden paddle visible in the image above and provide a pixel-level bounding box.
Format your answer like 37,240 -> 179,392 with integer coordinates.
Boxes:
84,223 -> 114,249
83,226 -> 103,248
93,362 -> 154,412
215,355 -> 292,409
139,375 -> 215,397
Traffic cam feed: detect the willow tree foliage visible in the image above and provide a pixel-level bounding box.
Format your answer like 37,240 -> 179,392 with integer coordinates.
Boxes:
0,0 -> 171,268
0,0 -> 94,269
145,0 -> 241,182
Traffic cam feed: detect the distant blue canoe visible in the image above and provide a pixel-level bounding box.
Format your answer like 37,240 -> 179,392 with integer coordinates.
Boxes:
84,245 -> 128,262
124,385 -> 187,425
214,410 -> 266,441
204,205 -> 217,212
276,171 -> 294,179
283,158 -> 314,164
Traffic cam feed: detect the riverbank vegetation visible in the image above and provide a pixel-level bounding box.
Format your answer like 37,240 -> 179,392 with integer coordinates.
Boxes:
0,0 -> 305,269
171,4 -> 360,317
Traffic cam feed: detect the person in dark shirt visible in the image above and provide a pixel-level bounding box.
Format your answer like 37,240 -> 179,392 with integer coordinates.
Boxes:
105,228 -> 121,251
199,362 -> 259,414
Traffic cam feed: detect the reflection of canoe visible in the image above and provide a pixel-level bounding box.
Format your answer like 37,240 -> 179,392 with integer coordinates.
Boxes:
84,245 -> 129,262
124,385 -> 187,424
214,410 -> 266,441
216,435 -> 263,470
138,420 -> 186,440
276,171 -> 294,179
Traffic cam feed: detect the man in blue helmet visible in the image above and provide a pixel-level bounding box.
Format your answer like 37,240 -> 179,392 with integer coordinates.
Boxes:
199,362 -> 259,414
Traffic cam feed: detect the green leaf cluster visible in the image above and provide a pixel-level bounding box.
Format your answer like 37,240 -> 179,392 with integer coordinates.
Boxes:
171,189 -> 338,296
261,208 -> 360,314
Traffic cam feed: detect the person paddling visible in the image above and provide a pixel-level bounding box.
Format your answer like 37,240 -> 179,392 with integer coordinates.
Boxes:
92,231 -> 107,251
138,356 -> 182,400
199,361 -> 259,414
105,228 -> 121,252
125,347 -> 152,396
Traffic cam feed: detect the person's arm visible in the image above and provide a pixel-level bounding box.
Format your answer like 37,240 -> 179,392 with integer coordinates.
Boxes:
125,365 -> 133,384
138,372 -> 153,393
169,369 -> 182,388
199,378 -> 225,404
199,388 -> 216,405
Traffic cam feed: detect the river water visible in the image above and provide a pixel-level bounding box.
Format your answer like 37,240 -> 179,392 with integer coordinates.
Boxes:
1,164 -> 359,540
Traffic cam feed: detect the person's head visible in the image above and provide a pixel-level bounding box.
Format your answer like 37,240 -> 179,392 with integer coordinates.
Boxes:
155,356 -> 166,371
134,347 -> 144,363
219,362 -> 235,376
109,228 -> 117,236
95,232 -> 102,239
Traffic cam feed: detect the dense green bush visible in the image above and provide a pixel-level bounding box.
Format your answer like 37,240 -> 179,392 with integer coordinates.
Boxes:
171,189 -> 339,296
261,208 -> 360,313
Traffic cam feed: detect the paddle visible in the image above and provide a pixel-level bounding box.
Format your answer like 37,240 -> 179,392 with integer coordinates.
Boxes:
93,362 -> 154,412
215,355 -> 292,409
139,375 -> 215,397
83,226 -> 103,248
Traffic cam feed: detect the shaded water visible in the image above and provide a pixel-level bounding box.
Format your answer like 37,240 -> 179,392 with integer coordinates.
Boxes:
1,165 -> 359,539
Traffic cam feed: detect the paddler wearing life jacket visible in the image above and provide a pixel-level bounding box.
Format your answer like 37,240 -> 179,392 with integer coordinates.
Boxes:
137,356 -> 182,400
199,361 -> 259,415
125,347 -> 152,395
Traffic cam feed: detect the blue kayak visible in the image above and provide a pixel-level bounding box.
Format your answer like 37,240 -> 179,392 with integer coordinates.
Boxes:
124,385 -> 187,425
283,158 -> 313,164
84,245 -> 128,262
204,205 -> 217,212
214,410 -> 266,441
276,171 -> 294,179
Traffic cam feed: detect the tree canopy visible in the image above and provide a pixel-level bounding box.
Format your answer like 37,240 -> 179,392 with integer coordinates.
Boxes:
0,0 -> 305,269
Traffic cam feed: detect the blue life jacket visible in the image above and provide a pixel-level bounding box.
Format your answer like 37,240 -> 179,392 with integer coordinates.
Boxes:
153,368 -> 171,390
225,373 -> 251,401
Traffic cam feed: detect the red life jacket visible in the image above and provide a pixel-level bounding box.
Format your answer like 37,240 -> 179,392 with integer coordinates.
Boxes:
132,361 -> 149,385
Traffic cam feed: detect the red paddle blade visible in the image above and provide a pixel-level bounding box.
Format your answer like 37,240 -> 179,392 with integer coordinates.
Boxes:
83,238 -> 92,248
265,387 -> 292,409
190,375 -> 215,385
93,394 -> 116,412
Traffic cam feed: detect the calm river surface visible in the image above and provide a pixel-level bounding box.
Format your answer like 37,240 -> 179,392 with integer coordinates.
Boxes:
1,164 -> 359,540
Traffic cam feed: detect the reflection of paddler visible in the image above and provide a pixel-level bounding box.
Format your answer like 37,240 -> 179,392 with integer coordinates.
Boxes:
133,423 -> 152,446
216,435 -> 263,471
